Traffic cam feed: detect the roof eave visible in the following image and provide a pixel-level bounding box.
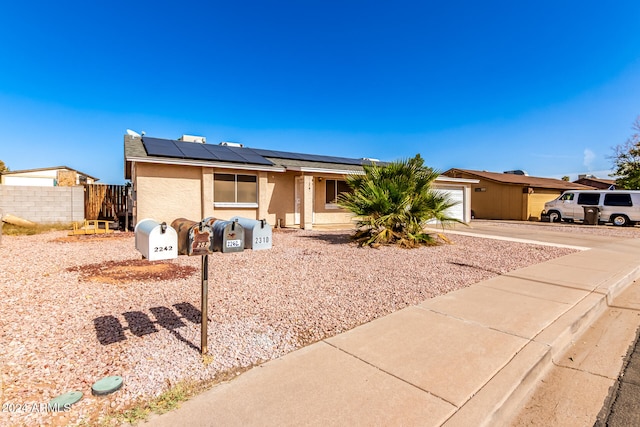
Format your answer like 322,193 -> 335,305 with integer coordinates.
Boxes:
127,156 -> 286,173
285,166 -> 365,175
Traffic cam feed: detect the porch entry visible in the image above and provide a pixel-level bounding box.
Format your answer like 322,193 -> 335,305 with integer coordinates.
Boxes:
294,176 -> 315,226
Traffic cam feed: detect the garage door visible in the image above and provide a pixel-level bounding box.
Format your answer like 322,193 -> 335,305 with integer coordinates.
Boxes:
427,187 -> 465,223
442,188 -> 464,222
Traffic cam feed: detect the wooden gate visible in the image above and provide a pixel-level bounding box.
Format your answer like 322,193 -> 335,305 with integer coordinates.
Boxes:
84,184 -> 130,225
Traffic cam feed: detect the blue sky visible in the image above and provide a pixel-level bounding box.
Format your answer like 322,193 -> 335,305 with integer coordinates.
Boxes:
1,1 -> 639,184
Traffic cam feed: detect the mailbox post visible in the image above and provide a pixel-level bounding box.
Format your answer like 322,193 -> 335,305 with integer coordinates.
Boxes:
200,254 -> 209,355
169,218 -> 217,355
135,216 -> 269,357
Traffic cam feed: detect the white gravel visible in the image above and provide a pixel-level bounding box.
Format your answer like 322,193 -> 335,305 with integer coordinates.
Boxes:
1,227 -> 579,426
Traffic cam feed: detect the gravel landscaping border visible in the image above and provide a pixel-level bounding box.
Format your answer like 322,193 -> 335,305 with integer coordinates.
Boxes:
1,227 -> 580,426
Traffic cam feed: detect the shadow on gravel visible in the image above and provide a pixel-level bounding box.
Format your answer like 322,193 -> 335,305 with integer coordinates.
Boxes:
448,261 -> 503,275
93,302 -> 206,353
299,233 -> 352,245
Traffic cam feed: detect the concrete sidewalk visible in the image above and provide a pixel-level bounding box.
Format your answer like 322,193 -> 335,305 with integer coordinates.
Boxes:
144,224 -> 640,427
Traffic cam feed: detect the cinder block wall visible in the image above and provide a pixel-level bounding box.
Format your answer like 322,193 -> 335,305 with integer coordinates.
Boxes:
0,185 -> 84,223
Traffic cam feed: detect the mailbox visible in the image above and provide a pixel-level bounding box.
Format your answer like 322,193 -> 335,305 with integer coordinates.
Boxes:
134,219 -> 178,261
230,217 -> 272,250
205,217 -> 244,253
171,218 -> 214,256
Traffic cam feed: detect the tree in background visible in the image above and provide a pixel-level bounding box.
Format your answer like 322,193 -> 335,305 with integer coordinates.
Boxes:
337,154 -> 461,248
611,117 -> 640,189
0,160 -> 8,173
561,176 -> 570,181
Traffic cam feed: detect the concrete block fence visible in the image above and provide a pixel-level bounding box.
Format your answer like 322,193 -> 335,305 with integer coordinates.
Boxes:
0,185 -> 84,223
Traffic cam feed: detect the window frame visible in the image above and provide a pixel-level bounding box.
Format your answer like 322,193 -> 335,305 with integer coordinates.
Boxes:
324,179 -> 351,209
213,173 -> 258,208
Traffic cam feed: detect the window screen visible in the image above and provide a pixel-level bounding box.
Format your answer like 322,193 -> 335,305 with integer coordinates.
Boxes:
214,174 -> 235,203
325,179 -> 351,204
214,173 -> 257,204
237,175 -> 257,203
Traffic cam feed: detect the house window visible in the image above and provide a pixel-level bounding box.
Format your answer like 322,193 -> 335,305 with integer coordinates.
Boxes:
325,179 -> 351,207
214,173 -> 257,207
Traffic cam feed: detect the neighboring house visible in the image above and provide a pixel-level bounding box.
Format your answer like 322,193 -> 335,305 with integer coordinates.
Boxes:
124,134 -> 477,229
0,166 -> 98,186
443,168 -> 594,221
573,175 -> 616,190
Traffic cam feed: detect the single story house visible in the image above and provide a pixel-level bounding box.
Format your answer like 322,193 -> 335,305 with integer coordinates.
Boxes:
573,175 -> 616,190
0,166 -> 98,187
124,134 -> 477,229
443,168 -> 594,221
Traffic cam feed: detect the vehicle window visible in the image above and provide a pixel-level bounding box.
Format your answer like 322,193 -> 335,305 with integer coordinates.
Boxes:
577,193 -> 600,205
604,193 -> 632,207
560,193 -> 574,201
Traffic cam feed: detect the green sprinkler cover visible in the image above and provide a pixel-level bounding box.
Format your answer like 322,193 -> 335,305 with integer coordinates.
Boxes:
49,391 -> 83,410
91,375 -> 123,396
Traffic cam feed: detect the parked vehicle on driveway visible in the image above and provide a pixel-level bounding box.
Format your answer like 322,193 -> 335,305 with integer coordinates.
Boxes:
542,190 -> 640,226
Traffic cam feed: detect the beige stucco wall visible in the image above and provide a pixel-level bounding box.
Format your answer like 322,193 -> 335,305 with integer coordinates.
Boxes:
134,163 -> 203,225
527,189 -> 562,221
135,163 -> 291,227
313,177 -> 356,225
466,178 -> 524,220
132,162 -> 471,228
265,171 -> 295,227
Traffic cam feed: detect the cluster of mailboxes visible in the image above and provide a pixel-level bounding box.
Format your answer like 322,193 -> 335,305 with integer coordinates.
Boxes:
134,217 -> 272,260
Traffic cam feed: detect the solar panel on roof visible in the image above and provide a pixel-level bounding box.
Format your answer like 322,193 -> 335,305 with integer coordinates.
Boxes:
143,137 -> 368,166
251,148 -> 365,165
202,144 -> 248,163
227,147 -> 275,165
201,144 -> 274,165
143,137 -> 185,158
176,141 -> 219,161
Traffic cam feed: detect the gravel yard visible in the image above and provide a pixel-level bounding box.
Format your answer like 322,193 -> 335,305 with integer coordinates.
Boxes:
1,227 -> 580,426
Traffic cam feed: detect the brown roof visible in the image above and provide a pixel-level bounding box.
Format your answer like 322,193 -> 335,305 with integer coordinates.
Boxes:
444,168 -> 594,190
573,177 -> 616,189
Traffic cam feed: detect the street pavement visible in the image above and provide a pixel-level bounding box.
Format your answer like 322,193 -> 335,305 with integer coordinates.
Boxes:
142,220 -> 640,427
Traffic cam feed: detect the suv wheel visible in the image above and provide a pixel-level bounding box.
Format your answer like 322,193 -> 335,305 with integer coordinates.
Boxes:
548,211 -> 561,223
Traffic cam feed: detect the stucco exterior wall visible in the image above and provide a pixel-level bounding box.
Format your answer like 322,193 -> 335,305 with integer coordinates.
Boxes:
527,189 -> 562,221
313,177 -> 355,225
131,161 -> 473,228
134,163 -> 203,225
467,179 -> 524,220
456,172 -> 563,221
264,171 -> 295,227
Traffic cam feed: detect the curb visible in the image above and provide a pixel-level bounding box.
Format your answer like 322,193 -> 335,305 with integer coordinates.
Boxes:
453,260 -> 640,426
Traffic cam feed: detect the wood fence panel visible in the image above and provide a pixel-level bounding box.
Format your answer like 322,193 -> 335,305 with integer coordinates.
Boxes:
84,184 -> 128,221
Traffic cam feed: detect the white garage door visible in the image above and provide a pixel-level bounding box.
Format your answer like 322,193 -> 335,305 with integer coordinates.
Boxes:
426,186 -> 465,224
441,188 -> 464,222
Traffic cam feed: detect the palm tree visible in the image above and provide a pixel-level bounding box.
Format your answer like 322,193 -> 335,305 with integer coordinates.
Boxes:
337,154 -> 461,248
